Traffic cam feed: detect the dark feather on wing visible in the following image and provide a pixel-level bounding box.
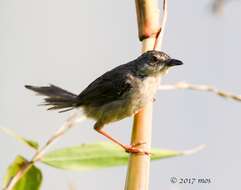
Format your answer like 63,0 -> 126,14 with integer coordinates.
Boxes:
77,64 -> 134,107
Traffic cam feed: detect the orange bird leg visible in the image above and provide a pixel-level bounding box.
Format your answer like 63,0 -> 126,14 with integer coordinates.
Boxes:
94,122 -> 149,155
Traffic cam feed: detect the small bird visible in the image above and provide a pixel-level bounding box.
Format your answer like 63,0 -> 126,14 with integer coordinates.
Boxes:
25,50 -> 183,154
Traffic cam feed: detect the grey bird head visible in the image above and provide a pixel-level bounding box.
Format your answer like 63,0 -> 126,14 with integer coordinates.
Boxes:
135,50 -> 183,77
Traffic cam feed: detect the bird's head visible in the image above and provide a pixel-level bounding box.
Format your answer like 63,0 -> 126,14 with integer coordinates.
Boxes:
135,50 -> 183,77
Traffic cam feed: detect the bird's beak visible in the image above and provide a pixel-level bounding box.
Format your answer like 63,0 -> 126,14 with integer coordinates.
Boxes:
165,59 -> 183,67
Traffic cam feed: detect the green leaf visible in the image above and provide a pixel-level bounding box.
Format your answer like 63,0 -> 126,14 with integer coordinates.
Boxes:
3,155 -> 42,190
0,127 -> 39,150
42,142 -> 205,170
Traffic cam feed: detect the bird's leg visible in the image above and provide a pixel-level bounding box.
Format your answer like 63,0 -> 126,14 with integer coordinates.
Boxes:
94,122 -> 150,155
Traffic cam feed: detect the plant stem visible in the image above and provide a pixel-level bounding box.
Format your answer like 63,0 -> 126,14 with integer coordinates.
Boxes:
159,82 -> 241,102
4,112 -> 84,190
125,0 -> 168,190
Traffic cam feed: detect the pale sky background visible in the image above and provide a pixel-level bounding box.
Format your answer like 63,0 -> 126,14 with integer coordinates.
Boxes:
1,0 -> 241,189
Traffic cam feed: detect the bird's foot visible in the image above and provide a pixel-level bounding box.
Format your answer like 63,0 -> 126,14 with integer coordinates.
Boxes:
124,142 -> 150,155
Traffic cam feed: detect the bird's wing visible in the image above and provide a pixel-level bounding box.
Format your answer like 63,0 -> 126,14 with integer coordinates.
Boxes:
77,69 -> 133,107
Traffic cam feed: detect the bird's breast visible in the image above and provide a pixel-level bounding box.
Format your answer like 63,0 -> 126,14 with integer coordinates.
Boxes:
126,75 -> 161,114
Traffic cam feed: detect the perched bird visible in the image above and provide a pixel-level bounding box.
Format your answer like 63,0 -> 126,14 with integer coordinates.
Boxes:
25,50 -> 183,154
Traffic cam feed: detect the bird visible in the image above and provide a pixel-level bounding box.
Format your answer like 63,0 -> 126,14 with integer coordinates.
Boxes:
25,50 -> 183,154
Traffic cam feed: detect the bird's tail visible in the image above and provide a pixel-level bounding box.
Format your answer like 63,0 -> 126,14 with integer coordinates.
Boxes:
25,84 -> 79,112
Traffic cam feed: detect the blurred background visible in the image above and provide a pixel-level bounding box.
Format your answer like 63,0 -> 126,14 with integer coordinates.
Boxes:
1,0 -> 241,189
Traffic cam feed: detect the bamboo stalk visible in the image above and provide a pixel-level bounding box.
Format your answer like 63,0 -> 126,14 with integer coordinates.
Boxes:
125,1 -> 168,189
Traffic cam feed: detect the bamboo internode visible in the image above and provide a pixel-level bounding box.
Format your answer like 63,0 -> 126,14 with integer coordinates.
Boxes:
124,1 -> 168,190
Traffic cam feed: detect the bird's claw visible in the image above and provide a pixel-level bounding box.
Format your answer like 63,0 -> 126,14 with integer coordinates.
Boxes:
124,143 -> 150,155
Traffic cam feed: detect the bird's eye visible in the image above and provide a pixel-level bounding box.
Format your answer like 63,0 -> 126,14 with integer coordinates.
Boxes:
152,56 -> 158,62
